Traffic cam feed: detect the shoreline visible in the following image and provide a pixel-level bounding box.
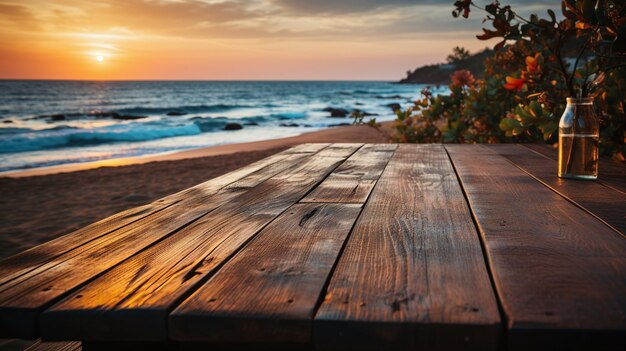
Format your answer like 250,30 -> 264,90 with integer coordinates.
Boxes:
2,123 -> 395,178
0,123 -> 393,260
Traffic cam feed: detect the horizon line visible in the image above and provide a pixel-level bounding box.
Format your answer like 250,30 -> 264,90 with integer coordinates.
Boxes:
0,78 -> 399,83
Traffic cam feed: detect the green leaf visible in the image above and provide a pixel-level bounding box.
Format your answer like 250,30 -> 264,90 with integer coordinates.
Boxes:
517,107 -> 533,123
541,121 -> 558,140
499,117 -> 522,132
529,101 -> 543,119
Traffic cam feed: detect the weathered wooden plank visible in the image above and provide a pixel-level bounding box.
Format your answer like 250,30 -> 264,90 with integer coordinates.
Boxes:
156,143 -> 329,204
0,149 -> 323,339
523,143 -> 626,193
446,144 -> 626,351
286,143 -> 333,154
80,341 -> 173,351
0,202 -> 168,288
314,144 -> 501,351
0,144 -> 326,290
25,341 -> 81,351
487,144 -> 626,235
40,144 -> 361,342
169,203 -> 362,344
301,144 -> 397,203
316,143 -> 363,158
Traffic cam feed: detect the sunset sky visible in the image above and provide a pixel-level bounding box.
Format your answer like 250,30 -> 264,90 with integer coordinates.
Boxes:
0,0 -> 553,80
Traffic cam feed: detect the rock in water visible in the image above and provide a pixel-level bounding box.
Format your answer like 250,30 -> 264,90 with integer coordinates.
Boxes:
279,122 -> 299,127
386,103 -> 401,112
224,123 -> 243,130
376,95 -> 404,99
323,107 -> 349,118
89,111 -> 120,118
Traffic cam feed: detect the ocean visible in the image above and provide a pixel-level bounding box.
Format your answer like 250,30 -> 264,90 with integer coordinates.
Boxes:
0,80 -> 435,173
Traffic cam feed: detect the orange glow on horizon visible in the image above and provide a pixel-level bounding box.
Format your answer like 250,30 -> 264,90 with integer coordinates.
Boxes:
0,1 -> 507,80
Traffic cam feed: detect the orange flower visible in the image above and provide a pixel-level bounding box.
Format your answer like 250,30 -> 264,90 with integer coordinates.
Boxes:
451,69 -> 475,88
525,53 -> 540,73
504,76 -> 526,91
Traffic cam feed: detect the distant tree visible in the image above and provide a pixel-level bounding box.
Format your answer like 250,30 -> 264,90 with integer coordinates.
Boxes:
446,46 -> 471,63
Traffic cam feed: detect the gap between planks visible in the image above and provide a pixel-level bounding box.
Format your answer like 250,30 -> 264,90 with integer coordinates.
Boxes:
520,144 -> 626,195
164,144 -> 399,344
39,144 -> 363,342
314,144 -> 501,351
444,144 -> 626,351
0,144 -> 333,339
483,144 -> 625,238
0,144 -> 327,290
443,144 -> 509,350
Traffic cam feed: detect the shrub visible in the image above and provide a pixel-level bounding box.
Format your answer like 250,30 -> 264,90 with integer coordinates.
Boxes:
394,0 -> 625,160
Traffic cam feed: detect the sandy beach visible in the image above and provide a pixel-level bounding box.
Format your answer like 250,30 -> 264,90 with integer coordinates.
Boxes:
0,123 -> 393,260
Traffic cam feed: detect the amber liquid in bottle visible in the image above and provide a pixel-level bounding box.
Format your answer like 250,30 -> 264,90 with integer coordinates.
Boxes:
558,97 -> 599,180
558,134 -> 599,179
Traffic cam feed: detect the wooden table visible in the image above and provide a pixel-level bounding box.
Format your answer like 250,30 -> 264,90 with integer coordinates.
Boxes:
0,144 -> 624,351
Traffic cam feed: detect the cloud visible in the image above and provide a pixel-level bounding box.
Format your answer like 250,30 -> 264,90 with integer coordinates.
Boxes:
0,0 -> 556,42
0,3 -> 40,29
269,0 -> 553,15
0,0 -> 558,79
269,0 -> 420,14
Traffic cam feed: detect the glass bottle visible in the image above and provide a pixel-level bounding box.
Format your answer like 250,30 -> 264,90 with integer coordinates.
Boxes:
558,97 -> 599,179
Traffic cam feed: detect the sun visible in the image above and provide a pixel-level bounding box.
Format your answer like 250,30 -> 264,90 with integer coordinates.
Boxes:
96,55 -> 104,62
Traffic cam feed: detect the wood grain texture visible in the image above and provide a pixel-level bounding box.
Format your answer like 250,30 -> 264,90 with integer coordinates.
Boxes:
24,341 -> 81,351
156,143 -> 329,205
314,144 -> 501,351
0,148 -> 322,339
40,144 -> 361,342
523,143 -> 626,193
169,203 -> 362,344
0,145 -> 324,290
446,144 -> 626,351
315,144 -> 363,158
287,143 -> 333,154
301,144 -> 397,203
0,202 -> 168,288
487,144 -> 626,235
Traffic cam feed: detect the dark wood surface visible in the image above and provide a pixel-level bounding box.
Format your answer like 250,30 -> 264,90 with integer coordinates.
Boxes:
446,144 -> 626,351
0,146 -> 329,339
24,341 -> 81,351
523,143 -> 626,194
315,144 -> 500,351
486,144 -> 625,235
170,203 -> 362,344
40,144 -> 360,341
301,144 -> 397,203
0,143 -> 624,351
